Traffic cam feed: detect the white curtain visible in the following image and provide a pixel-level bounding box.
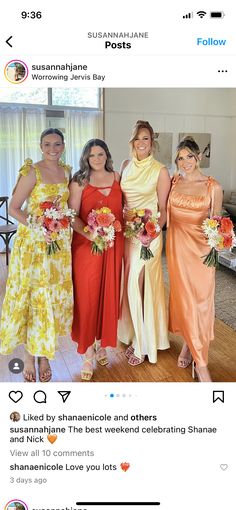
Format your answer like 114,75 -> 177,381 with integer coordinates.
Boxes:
0,107 -> 46,250
64,110 -> 103,173
0,106 -> 46,198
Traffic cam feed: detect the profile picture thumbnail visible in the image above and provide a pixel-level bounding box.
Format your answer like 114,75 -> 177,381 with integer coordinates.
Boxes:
10,411 -> 21,422
5,500 -> 28,510
4,60 -> 28,84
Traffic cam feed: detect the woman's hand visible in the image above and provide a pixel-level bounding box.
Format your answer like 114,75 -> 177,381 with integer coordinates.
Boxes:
44,231 -> 52,244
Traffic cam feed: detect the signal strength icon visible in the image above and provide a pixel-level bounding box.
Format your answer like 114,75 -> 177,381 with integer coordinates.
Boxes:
183,12 -> 193,18
197,10 -> 207,18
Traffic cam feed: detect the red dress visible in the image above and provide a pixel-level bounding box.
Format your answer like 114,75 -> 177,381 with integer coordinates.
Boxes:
71,179 -> 124,354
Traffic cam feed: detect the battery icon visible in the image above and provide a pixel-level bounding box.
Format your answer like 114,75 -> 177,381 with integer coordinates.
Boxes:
210,11 -> 225,18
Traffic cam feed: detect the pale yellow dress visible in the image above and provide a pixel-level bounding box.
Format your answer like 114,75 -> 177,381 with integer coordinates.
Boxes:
118,155 -> 169,363
0,159 -> 73,359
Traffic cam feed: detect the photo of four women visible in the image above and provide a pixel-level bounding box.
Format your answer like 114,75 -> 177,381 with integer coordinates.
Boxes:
0,120 -> 223,383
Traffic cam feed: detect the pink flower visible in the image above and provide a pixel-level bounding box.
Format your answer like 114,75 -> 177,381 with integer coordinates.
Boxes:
46,219 -> 61,232
87,211 -> 97,226
137,232 -> 151,247
144,209 -> 153,220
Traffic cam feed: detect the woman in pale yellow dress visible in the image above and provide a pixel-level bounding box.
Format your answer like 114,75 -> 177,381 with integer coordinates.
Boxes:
118,120 -> 170,365
0,128 -> 73,382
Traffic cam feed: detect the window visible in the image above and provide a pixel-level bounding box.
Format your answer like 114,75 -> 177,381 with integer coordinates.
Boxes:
0,88 -> 102,109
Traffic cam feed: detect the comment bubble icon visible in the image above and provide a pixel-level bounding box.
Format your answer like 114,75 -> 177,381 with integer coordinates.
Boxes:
33,390 -> 47,403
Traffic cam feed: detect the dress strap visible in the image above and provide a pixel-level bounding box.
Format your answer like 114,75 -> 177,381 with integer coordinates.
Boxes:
171,173 -> 182,189
32,165 -> 42,183
59,161 -> 72,182
206,176 -> 215,216
166,174 -> 181,227
19,158 -> 33,177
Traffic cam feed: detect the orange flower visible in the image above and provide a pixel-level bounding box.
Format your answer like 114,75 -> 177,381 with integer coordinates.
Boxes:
59,218 -> 70,228
96,213 -> 112,227
40,201 -> 53,210
113,220 -> 122,232
145,221 -> 158,238
44,217 -> 54,229
223,234 -> 233,249
219,217 -> 233,234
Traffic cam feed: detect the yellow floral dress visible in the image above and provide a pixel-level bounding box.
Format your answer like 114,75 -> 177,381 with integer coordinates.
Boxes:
0,159 -> 73,359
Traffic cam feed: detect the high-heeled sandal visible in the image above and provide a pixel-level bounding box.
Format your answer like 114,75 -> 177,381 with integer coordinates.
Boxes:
125,345 -> 135,359
128,354 -> 145,366
81,356 -> 94,381
178,344 -> 192,368
95,347 -> 108,366
178,355 -> 192,369
192,361 -> 212,382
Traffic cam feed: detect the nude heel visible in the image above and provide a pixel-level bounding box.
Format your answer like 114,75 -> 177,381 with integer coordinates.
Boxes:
191,361 -> 212,382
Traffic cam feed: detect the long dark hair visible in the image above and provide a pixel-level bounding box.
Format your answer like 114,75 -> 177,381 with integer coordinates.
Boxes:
40,128 -> 64,144
72,139 -> 113,186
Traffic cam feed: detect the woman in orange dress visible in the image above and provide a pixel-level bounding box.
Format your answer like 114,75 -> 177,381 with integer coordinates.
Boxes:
166,137 -> 223,382
69,139 -> 124,381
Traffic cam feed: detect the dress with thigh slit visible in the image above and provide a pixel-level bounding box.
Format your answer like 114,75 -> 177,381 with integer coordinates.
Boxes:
118,155 -> 169,363
71,178 -> 124,354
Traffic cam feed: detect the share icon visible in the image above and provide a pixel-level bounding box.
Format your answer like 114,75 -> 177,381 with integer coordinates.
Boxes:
57,391 -> 71,403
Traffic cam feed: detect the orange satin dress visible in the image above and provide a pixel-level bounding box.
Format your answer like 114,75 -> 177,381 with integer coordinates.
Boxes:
166,176 -> 218,367
71,178 -> 124,354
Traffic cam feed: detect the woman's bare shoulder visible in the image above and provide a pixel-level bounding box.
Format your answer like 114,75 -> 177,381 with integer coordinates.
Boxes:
120,159 -> 130,173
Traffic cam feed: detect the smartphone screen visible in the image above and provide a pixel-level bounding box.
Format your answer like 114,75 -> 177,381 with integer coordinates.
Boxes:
0,1 -> 235,509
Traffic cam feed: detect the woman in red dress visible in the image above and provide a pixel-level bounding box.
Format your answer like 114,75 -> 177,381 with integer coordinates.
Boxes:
69,139 -> 124,381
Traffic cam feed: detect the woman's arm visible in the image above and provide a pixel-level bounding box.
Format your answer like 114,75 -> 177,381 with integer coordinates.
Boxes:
9,169 -> 36,225
68,181 -> 91,240
157,166 -> 171,229
120,159 -> 130,177
114,171 -> 121,182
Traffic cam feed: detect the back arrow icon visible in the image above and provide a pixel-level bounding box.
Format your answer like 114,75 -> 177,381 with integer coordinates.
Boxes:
6,36 -> 13,48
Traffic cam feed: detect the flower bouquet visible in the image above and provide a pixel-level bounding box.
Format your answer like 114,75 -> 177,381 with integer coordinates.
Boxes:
84,206 -> 122,255
27,196 -> 76,255
202,216 -> 236,268
124,208 -> 161,260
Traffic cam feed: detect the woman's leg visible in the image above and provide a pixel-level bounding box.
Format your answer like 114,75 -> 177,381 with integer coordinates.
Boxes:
95,340 -> 108,366
178,342 -> 192,368
38,357 -> 52,382
128,268 -> 145,366
81,344 -> 95,381
193,363 -> 212,382
23,351 -> 36,382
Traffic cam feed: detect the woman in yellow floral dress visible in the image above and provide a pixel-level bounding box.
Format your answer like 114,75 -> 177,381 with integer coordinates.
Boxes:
0,128 -> 73,382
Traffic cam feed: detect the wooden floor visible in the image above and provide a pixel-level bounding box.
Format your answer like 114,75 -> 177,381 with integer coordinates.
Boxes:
0,253 -> 236,383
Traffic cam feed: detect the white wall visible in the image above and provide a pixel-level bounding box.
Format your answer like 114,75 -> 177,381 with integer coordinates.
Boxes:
104,88 -> 236,191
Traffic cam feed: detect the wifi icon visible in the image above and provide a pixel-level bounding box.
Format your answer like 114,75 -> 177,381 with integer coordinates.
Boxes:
197,10 -> 207,18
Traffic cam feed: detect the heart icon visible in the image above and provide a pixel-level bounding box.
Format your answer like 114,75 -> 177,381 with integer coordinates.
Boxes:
220,464 -> 228,471
9,391 -> 23,403
47,434 -> 57,444
120,462 -> 130,472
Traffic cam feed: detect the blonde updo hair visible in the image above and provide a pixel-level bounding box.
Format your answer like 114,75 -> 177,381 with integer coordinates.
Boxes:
175,136 -> 201,164
129,120 -> 156,156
